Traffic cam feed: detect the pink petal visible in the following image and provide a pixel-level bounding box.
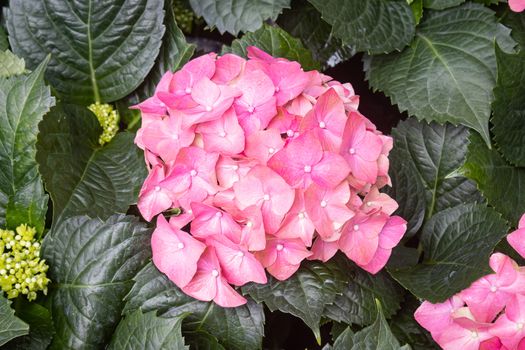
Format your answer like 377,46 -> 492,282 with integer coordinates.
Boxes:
197,107 -> 245,156
214,277 -> 247,307
508,228 -> 525,260
308,238 -> 339,262
509,0 -> 525,12
311,151 -> 350,188
244,129 -> 285,165
213,54 -> 245,84
190,202 -> 242,242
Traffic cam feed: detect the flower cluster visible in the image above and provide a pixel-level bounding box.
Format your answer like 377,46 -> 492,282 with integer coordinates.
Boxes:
135,48 -> 406,307
88,102 -> 119,145
0,225 -> 49,301
510,0 -> 525,12
415,214 -> 525,350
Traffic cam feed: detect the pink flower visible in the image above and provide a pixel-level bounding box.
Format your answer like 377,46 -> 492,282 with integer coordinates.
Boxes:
507,214 -> 525,259
137,164 -> 174,221
275,191 -> 316,247
308,238 -> 339,262
151,215 -> 206,288
415,296 -> 465,338
212,54 -> 245,84
509,0 -> 525,12
490,294 -> 525,349
244,129 -> 285,165
256,237 -> 312,280
190,202 -> 241,243
196,107 -> 245,156
183,247 -> 247,307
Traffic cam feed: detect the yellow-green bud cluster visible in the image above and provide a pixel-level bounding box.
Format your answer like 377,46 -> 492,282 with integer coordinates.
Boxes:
173,0 -> 195,34
88,102 -> 120,146
0,225 -> 50,301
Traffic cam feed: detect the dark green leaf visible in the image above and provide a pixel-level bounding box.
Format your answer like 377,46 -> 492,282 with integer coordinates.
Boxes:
365,3 -> 515,146
492,45 -> 525,166
242,260 -> 346,342
0,50 -> 25,78
0,295 -> 29,346
36,103 -> 147,223
124,263 -> 264,350
308,0 -> 415,55
388,118 -> 482,224
389,296 -> 439,350
462,133 -> 525,225
501,11 -> 525,47
4,301 -> 54,350
0,57 -> 53,233
183,330 -> 225,350
423,0 -> 464,9
222,24 -> 320,71
0,26 -> 8,51
333,301 -> 409,350
108,310 -> 188,350
410,0 -> 424,25
7,0 -> 165,103
189,0 -> 290,35
323,256 -> 404,327
278,2 -> 355,68
389,203 -> 508,303
41,214 -> 151,350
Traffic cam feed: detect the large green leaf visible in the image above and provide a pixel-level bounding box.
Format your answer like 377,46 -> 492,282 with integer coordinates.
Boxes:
0,295 -> 29,346
222,24 -> 320,71
36,103 -> 147,223
323,256 -> 404,327
365,3 -> 515,146
0,57 -> 53,233
189,0 -> 290,35
308,0 -> 415,55
492,45 -> 525,166
278,2 -> 355,69
4,301 -> 54,350
501,11 -> 525,47
41,214 -> 151,350
124,263 -> 264,350
242,260 -> 346,342
333,301 -> 410,350
0,50 -> 25,78
389,203 -> 508,303
387,118 -> 482,227
0,26 -> 8,51
462,133 -> 525,225
423,0 -> 464,9
7,0 -> 165,104
108,310 -> 188,350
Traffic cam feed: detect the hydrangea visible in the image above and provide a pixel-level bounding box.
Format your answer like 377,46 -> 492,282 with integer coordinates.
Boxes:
134,47 -> 406,307
88,102 -> 119,145
0,224 -> 50,301
509,0 -> 525,12
415,213 -> 525,350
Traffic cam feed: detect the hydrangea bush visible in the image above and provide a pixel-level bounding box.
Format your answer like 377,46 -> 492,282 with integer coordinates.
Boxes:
0,0 -> 524,349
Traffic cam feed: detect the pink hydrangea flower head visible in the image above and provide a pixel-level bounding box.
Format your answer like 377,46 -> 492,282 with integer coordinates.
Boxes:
507,214 -> 525,259
509,0 -> 525,12
256,237 -> 312,280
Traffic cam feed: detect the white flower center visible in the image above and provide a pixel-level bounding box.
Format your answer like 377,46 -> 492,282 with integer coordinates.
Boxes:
490,286 -> 498,292
248,106 -> 255,113
275,87 -> 280,92
190,169 -> 197,176
263,194 -> 271,201
349,148 -> 356,155
298,212 -> 305,219
237,251 -> 244,257
232,165 -> 239,171
185,87 -> 192,94
219,131 -> 226,137
154,186 -> 161,192
276,244 -> 284,251
287,129 -> 294,137
319,121 -> 326,129
177,242 -> 184,249
320,200 -> 327,208
268,147 -> 275,154
353,224 -> 359,231
205,105 -> 213,112
211,269 -> 219,277
304,165 -> 312,173
215,212 -> 223,218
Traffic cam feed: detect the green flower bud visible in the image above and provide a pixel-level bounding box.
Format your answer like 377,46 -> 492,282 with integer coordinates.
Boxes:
88,102 -> 120,146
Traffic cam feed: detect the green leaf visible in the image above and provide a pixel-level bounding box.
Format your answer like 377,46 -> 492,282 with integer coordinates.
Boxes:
41,214 -> 151,350
389,296 -> 439,350
0,295 -> 29,346
389,203 -> 508,303
410,0 -> 424,25
189,0 -> 290,35
0,50 -> 25,78
492,45 -> 525,166
278,2 -> 355,68
222,24 -> 320,71
0,26 -> 8,51
501,11 -> 525,47
36,103 -> 147,223
0,57 -> 53,233
423,0 -> 465,9
124,263 -> 264,350
462,133 -> 525,225
387,118 -> 482,225
308,0 -> 415,55
365,3 -> 515,146
6,0 -> 165,104
108,310 -> 188,350
184,330 -> 226,350
333,301 -> 409,350
4,301 -> 54,350
242,260 -> 346,342
323,256 -> 405,327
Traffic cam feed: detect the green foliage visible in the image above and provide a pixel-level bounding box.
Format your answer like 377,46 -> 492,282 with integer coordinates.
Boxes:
223,24 -> 320,70
0,27 -> 8,51
6,0 -> 165,104
308,0 -> 416,54
36,103 -> 146,224
108,310 -> 188,350
4,301 -> 54,350
41,214 -> 151,349
365,3 -> 515,145
189,0 -> 290,35
124,263 -> 264,350
0,57 -> 53,233
0,50 -> 24,78
423,0 -> 465,9
0,295 -> 29,346
462,133 -> 525,225
389,203 -> 508,302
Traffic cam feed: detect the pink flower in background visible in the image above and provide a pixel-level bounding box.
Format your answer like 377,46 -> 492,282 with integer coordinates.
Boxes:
507,214 -> 525,259
509,0 -> 525,12
135,48 -> 405,307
